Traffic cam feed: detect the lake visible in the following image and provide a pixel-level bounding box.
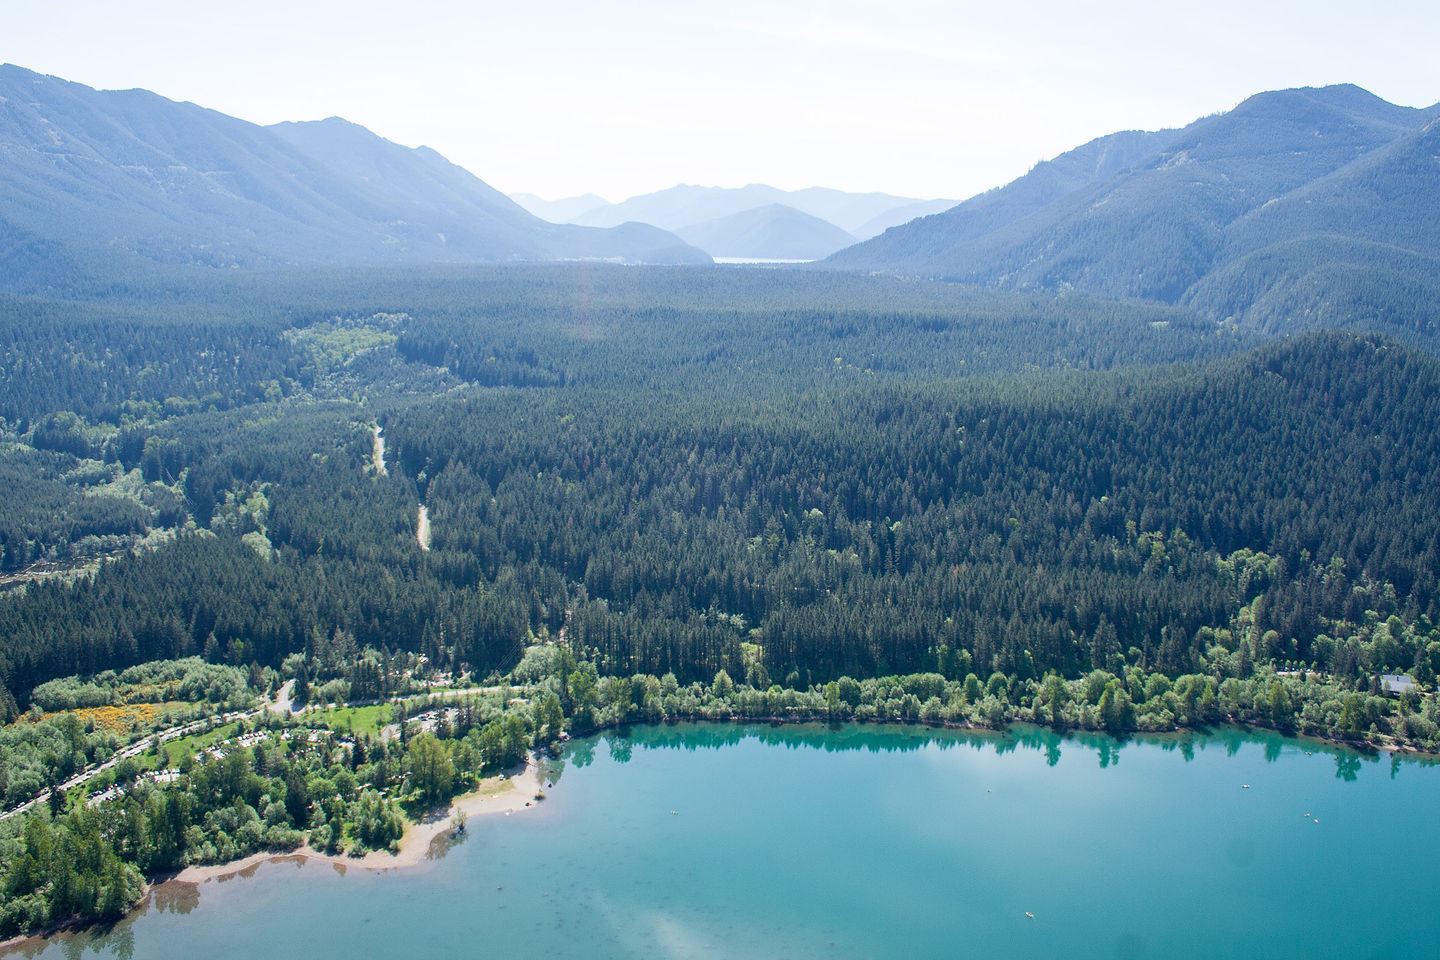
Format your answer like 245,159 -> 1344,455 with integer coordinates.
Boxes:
8,723 -> 1437,960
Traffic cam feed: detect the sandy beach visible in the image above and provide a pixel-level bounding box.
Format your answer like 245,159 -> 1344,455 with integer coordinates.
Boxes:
173,758 -> 545,884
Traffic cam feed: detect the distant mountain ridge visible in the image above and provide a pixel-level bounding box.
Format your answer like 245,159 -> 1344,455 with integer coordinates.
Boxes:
564,184 -> 953,238
674,204 -> 857,260
825,84 -> 1440,339
8,62 -> 1436,337
0,64 -> 708,287
533,183 -> 952,260
511,193 -> 611,223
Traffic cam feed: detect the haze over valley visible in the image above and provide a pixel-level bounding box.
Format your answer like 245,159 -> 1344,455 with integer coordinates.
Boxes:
4,63 -> 1436,338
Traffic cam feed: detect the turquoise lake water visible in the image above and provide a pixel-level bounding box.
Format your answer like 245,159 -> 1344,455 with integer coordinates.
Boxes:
8,723 -> 1438,960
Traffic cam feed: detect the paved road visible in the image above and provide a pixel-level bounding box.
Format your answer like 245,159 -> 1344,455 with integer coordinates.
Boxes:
0,708 -> 253,821
268,678 -> 296,715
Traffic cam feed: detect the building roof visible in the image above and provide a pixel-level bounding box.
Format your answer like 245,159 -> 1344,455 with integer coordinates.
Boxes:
1381,673 -> 1417,695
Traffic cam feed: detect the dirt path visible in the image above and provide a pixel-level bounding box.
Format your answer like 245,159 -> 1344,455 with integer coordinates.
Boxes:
371,424 -> 387,476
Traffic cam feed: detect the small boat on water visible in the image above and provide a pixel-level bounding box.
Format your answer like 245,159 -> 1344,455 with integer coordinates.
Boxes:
1025,912 -> 1034,919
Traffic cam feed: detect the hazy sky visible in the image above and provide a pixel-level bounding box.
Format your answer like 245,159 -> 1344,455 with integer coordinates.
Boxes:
5,1 -> 1437,203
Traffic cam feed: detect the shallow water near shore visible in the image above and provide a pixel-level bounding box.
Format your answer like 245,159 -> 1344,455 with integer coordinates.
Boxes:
9,722 -> 1439,960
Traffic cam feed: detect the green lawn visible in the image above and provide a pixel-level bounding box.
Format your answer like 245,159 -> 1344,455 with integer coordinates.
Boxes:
307,702 -> 392,737
162,721 -> 242,761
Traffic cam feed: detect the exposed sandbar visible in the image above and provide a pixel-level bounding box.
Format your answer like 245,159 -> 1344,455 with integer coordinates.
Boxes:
173,759 -> 544,884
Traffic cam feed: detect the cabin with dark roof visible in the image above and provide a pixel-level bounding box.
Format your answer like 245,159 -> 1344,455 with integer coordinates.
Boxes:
1381,674 -> 1418,697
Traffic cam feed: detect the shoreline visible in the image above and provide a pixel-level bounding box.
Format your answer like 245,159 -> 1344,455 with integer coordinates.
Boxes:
173,757 -> 544,884
0,760 -> 546,955
571,708 -> 1438,757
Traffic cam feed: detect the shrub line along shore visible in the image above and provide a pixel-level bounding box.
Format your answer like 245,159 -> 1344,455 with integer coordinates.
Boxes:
0,761 -> 545,954
173,759 -> 544,884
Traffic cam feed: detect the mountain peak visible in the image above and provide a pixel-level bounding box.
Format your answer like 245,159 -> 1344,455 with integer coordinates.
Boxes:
0,63 -> 709,278
674,202 -> 856,260
571,183 -> 946,236
825,82 -> 1439,337
1222,83 -> 1431,134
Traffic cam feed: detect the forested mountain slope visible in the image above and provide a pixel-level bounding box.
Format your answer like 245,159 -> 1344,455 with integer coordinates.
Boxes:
843,128 -> 1177,265
1182,119 -> 1440,335
0,64 -> 707,286
826,85 -> 1440,340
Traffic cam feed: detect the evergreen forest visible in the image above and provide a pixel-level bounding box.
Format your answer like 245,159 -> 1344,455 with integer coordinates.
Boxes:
2,266 -> 1436,715
3,263 -> 1440,935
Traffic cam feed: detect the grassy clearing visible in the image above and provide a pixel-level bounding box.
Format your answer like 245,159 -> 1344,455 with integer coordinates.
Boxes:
163,721 -> 242,760
307,702 -> 391,737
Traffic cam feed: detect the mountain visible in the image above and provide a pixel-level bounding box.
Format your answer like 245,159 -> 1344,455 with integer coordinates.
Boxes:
1179,118 -> 1440,337
572,183 -> 951,237
673,204 -> 857,260
0,64 -> 708,286
851,198 -> 959,240
826,85 -> 1440,336
510,192 -> 611,223
838,128 -> 1177,266
779,187 -> 956,237
573,184 -> 796,230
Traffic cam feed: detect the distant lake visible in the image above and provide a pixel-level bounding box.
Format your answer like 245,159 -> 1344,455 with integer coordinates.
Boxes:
12,723 -> 1439,960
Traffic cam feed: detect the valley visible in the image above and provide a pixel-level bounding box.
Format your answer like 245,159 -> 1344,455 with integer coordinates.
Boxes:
1,63 -> 1438,954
